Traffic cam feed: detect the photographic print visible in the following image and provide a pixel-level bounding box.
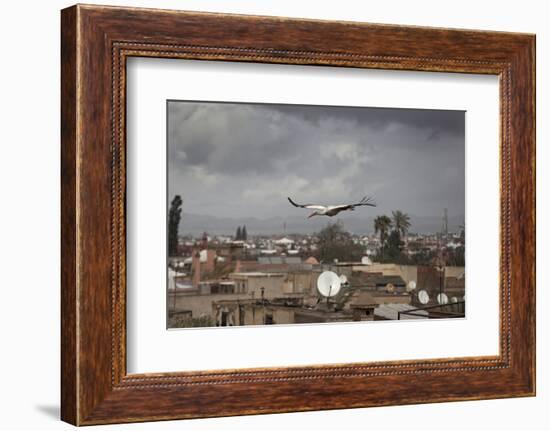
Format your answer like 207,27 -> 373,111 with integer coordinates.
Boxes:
167,101 -> 465,329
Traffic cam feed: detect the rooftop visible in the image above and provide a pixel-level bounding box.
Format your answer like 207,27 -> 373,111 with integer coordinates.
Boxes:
230,272 -> 285,278
258,256 -> 302,265
375,304 -> 429,320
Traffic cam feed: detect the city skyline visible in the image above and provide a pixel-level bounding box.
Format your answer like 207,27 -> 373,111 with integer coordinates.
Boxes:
173,211 -> 464,237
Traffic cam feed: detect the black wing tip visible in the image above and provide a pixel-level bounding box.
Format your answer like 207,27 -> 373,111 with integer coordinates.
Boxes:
287,197 -> 299,207
360,195 -> 377,207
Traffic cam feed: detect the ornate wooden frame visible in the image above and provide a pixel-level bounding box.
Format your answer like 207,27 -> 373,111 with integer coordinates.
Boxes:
61,4 -> 535,425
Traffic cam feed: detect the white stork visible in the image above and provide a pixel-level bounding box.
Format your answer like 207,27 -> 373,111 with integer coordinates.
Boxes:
287,196 -> 376,218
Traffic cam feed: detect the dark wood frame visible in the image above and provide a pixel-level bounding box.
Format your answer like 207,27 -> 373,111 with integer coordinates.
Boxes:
61,4 -> 536,426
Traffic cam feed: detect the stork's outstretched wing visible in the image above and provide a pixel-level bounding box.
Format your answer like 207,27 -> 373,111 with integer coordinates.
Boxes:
330,196 -> 377,211
287,197 -> 326,210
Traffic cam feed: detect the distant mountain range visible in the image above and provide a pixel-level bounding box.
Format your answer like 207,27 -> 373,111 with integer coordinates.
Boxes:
179,212 -> 464,237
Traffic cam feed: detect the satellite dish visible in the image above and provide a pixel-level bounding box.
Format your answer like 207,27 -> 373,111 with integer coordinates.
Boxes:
437,293 -> 449,305
339,274 -> 348,285
418,289 -> 430,305
385,283 -> 395,293
451,296 -> 458,303
361,256 -> 372,265
406,281 -> 417,292
317,271 -> 342,297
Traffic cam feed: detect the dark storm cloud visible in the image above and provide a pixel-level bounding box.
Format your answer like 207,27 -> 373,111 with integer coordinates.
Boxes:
167,100 -> 465,226
264,103 -> 464,141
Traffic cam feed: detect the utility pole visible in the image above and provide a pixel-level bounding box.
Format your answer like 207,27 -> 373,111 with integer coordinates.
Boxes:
261,286 -> 266,324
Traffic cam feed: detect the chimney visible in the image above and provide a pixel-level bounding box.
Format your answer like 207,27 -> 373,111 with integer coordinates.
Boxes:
205,249 -> 216,273
192,250 -> 201,288
234,260 -> 242,273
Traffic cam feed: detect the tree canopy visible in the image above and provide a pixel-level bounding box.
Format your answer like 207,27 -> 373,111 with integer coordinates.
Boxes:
315,222 -> 364,263
235,225 -> 248,241
168,195 -> 182,256
374,210 -> 412,264
374,215 -> 392,252
392,210 -> 411,239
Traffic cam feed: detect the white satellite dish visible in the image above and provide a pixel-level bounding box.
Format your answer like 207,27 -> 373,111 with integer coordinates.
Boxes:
437,293 -> 449,305
361,256 -> 372,265
406,281 -> 417,292
451,296 -> 458,303
317,271 -> 342,297
339,274 -> 348,285
418,289 -> 430,305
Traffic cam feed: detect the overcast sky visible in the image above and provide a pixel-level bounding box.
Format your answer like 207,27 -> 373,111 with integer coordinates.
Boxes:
168,101 -> 464,226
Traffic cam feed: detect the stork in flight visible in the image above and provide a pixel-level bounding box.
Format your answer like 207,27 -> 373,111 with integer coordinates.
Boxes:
287,196 -> 376,218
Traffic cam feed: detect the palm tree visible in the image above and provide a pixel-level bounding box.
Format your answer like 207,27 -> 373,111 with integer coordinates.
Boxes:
374,215 -> 392,255
392,210 -> 411,240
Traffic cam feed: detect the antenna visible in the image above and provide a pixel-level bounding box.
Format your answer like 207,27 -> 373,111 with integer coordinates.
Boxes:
442,208 -> 448,238
437,293 -> 449,305
317,271 -> 342,298
418,289 -> 430,305
406,281 -> 417,292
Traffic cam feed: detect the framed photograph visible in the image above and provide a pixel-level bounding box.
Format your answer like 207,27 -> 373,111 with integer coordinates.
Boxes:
163,100 -> 465,331
61,4 -> 535,425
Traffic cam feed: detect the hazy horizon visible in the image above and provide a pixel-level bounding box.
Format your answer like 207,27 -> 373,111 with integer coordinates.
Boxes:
174,210 -> 464,237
